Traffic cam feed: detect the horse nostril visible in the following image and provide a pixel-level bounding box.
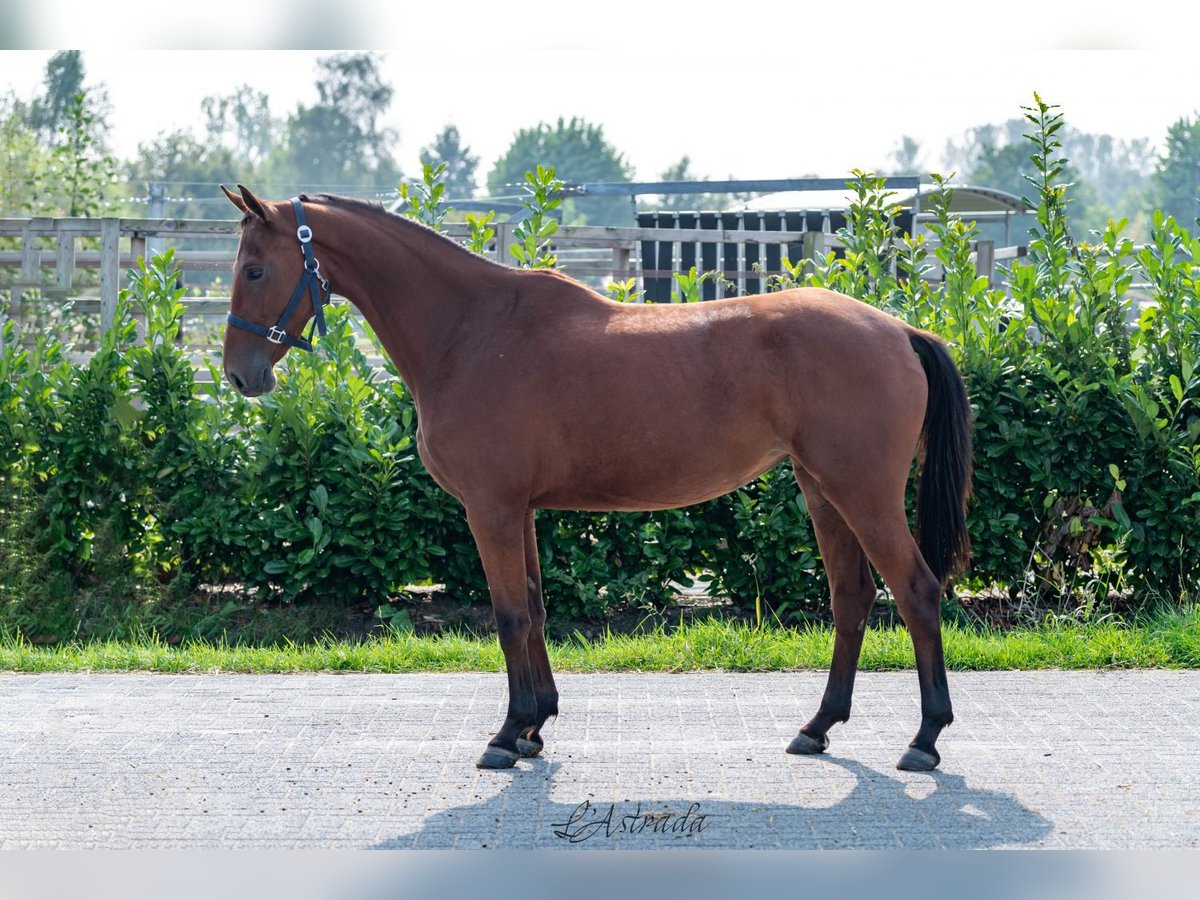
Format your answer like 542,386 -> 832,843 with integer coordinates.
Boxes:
228,369 -> 246,393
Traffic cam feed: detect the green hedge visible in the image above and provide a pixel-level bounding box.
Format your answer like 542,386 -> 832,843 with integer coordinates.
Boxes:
1,95 -> 1198,640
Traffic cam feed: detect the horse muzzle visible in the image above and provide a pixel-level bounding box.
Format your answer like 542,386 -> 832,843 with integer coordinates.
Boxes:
224,361 -> 277,397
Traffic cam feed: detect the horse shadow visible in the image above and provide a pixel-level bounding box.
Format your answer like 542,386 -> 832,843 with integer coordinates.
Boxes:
371,752 -> 1052,851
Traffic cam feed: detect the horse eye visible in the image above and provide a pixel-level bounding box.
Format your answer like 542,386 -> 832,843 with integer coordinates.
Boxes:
246,266 -> 264,281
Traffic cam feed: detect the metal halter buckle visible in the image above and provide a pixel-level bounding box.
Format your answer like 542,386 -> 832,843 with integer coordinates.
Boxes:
266,326 -> 287,344
296,224 -> 313,243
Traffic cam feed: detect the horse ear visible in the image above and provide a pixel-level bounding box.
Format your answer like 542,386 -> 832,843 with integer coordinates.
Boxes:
235,184 -> 271,222
221,184 -> 249,214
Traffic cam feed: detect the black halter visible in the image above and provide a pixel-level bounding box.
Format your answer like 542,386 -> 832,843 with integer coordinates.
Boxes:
226,197 -> 330,353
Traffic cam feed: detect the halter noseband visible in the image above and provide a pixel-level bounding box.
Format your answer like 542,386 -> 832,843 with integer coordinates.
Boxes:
226,197 -> 330,353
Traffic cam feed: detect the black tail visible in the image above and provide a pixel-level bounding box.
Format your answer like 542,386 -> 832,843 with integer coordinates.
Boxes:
909,331 -> 973,587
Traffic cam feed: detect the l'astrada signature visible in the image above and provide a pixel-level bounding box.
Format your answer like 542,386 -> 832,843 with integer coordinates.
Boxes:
551,800 -> 711,842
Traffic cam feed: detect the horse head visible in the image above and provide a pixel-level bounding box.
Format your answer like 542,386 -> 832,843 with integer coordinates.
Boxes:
221,184 -> 329,396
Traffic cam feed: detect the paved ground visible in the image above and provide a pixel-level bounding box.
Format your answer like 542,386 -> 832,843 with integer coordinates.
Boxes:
0,670 -> 1196,849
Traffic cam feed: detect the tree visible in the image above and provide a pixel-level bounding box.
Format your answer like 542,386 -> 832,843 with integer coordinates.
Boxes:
943,121 -> 1016,181
966,139 -> 1036,198
418,125 -> 479,199
0,96 -> 48,216
1152,112 -> 1200,229
27,51 -> 88,143
943,119 -> 1031,196
487,117 -> 634,225
0,54 -> 115,217
944,119 -> 1152,209
126,130 -> 241,219
23,51 -> 112,155
943,117 -> 1151,239
201,85 -> 278,169
14,88 -> 116,218
648,155 -> 748,212
261,52 -> 401,193
51,92 -> 116,217
882,135 -> 926,175
654,155 -> 702,211
1064,132 -> 1152,212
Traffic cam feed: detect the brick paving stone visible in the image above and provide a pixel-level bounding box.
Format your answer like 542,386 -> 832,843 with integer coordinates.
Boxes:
0,671 -> 1196,848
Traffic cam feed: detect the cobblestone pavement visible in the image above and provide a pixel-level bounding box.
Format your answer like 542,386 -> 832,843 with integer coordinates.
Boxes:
0,671 -> 1196,849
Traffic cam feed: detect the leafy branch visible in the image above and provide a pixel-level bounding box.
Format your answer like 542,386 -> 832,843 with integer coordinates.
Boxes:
398,162 -> 451,232
510,164 -> 563,269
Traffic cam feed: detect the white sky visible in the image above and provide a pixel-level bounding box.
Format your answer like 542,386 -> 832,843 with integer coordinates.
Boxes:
3,0 -> 1199,190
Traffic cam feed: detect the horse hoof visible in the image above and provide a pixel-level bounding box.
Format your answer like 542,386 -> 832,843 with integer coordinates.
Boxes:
786,732 -> 829,755
476,747 -> 520,769
516,736 -> 543,758
896,747 -> 940,771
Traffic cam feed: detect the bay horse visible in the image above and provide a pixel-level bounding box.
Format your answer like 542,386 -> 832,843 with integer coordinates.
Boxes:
219,185 -> 972,773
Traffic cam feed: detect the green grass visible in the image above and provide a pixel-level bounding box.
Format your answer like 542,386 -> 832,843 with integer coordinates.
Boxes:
1,607 -> 1196,673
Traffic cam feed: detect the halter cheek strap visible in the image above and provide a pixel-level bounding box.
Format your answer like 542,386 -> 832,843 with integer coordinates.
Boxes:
226,197 -> 330,353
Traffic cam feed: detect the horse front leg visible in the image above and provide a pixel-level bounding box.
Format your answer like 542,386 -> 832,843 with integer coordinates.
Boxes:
467,501 -> 538,769
517,508 -> 558,758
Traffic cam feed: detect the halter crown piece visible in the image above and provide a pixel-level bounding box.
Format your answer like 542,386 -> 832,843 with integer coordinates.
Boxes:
226,197 -> 330,352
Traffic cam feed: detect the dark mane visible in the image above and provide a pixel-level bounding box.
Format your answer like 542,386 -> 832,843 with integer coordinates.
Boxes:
297,192 -> 513,272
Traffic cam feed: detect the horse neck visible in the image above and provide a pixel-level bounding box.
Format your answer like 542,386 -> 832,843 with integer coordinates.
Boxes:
313,206 -> 511,398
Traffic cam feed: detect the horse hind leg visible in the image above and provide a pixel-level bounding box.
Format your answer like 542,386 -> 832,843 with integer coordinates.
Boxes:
834,498 -> 954,771
516,509 -> 559,758
787,467 -> 877,756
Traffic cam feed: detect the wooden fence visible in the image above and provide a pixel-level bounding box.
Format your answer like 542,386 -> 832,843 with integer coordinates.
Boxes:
0,216 -> 1020,353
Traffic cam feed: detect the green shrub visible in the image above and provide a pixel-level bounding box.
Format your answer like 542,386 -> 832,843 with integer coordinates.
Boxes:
700,469 -> 827,623
2,92 -> 1198,642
